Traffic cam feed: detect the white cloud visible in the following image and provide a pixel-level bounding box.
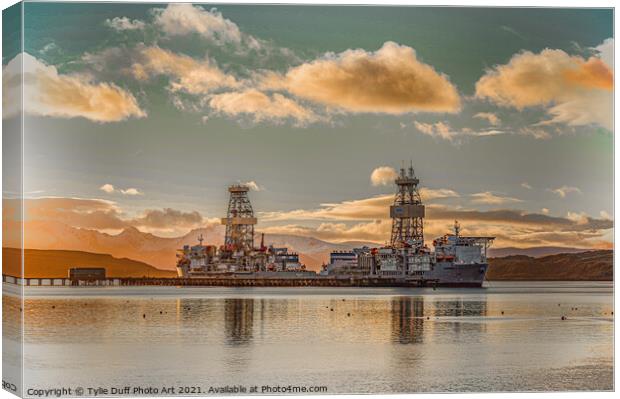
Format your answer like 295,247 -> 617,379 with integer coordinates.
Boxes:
209,89 -> 318,126
242,181 -> 264,192
594,38 -> 613,68
566,211 -> 589,225
519,126 -> 552,140
2,53 -> 146,122
521,182 -> 533,190
100,184 -> 142,196
370,166 -> 398,186
99,184 -> 115,194
152,4 -> 259,49
420,188 -> 460,200
549,185 -> 581,198
414,121 -> 454,141
473,112 -> 501,126
541,208 -> 550,215
470,191 -> 522,205
413,121 -> 503,142
120,188 -> 143,196
104,16 -> 146,31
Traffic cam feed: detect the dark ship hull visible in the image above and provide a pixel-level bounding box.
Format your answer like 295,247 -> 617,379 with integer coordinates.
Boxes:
425,262 -> 488,287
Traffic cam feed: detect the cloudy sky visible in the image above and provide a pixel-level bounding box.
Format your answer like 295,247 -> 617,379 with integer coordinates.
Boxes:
2,3 -> 614,249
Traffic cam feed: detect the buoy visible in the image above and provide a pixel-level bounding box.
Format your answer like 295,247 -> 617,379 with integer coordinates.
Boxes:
561,316 -> 566,320
143,314 -> 146,318
347,313 -> 351,317
330,308 -> 334,311
426,316 -> 430,320
501,311 -> 504,315
159,311 -> 163,314
342,299 -> 345,302
52,305 -> 55,309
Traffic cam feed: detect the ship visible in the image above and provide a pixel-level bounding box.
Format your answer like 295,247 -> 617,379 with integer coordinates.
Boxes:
321,163 -> 494,287
321,221 -> 493,287
176,164 -> 494,287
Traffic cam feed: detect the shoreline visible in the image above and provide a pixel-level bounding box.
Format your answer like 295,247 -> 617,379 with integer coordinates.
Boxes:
3,281 -> 613,298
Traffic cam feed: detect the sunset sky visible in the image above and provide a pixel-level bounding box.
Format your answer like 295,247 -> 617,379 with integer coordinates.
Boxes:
2,3 -> 614,249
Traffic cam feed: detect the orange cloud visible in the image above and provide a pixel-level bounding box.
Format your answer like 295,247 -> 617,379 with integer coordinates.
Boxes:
131,46 -> 238,95
2,194 -> 612,250
475,47 -> 613,130
563,57 -> 613,90
266,41 -> 460,114
3,53 -> 146,122
261,204 -> 612,248
260,188 -> 459,223
4,198 -> 205,236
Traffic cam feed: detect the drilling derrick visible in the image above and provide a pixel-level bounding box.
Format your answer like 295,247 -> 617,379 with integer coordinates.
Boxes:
390,163 -> 425,248
221,185 -> 257,254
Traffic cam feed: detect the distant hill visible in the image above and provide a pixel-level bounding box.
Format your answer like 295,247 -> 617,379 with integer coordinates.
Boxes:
8,221 -> 378,271
2,248 -> 177,278
487,250 -> 613,281
488,246 -> 593,258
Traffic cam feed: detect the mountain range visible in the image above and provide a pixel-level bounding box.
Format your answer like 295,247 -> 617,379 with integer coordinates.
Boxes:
13,221 -> 379,271
7,221 -> 602,272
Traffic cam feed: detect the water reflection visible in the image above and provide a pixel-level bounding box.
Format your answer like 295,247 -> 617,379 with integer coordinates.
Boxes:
5,284 -> 613,393
224,298 -> 254,345
391,297 -> 425,344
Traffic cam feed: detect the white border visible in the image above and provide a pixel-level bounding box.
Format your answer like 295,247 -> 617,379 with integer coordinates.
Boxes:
0,1 -> 616,399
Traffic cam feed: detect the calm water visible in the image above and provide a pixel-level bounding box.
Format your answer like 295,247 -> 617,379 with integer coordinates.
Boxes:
2,282 -> 614,395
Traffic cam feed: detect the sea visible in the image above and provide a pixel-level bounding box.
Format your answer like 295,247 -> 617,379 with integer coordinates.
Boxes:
2,281 -> 614,395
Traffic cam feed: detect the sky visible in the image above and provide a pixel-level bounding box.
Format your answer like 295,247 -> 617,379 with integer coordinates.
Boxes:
2,2 -> 614,249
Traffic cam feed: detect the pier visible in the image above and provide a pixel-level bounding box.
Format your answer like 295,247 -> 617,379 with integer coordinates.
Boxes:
2,274 -> 439,288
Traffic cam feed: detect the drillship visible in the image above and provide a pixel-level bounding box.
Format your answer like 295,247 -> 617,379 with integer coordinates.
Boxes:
177,164 -> 494,287
176,184 -> 314,278
321,163 -> 495,287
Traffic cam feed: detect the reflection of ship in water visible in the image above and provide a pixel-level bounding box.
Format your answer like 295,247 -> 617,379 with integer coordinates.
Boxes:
390,297 -> 490,344
224,299 -> 254,345
391,297 -> 426,344
432,299 -> 488,318
431,299 -> 488,336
